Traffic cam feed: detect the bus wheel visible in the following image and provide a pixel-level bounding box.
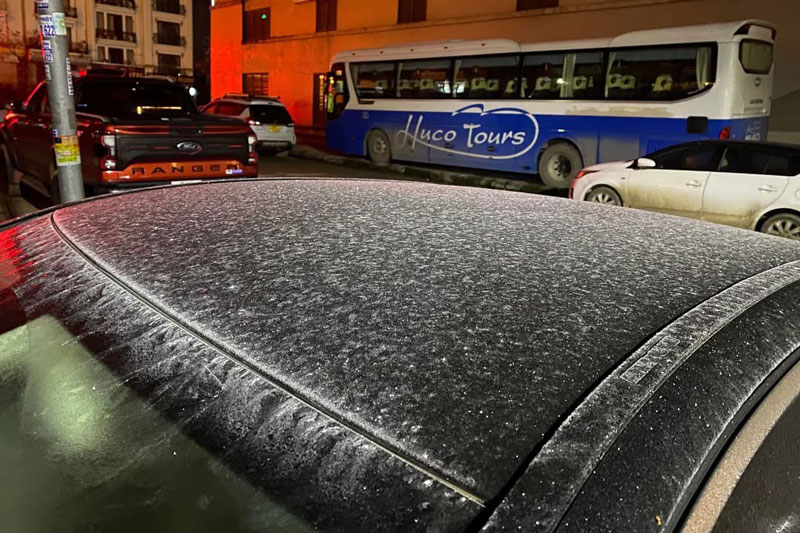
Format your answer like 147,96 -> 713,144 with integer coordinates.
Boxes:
538,142 -> 582,189
366,130 -> 391,164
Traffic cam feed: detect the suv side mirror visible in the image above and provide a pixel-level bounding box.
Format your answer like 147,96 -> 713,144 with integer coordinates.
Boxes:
635,157 -> 657,169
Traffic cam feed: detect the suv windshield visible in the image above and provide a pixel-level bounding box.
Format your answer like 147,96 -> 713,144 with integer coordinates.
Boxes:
251,104 -> 293,125
76,80 -> 196,119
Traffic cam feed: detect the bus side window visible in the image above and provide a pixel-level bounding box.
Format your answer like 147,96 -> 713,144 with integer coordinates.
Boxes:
521,53 -> 565,99
398,59 -> 452,99
454,55 -> 519,100
606,45 -> 715,101
351,61 -> 395,99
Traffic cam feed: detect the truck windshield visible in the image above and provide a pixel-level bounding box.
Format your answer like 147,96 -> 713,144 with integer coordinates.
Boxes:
76,80 -> 196,119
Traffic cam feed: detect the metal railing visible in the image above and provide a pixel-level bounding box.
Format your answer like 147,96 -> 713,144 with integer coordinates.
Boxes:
64,4 -> 78,17
69,41 -> 89,54
153,33 -> 185,46
152,0 -> 185,15
96,28 -> 137,42
95,0 -> 136,9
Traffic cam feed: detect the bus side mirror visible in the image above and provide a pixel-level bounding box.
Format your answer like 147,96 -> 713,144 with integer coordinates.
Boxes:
635,158 -> 657,169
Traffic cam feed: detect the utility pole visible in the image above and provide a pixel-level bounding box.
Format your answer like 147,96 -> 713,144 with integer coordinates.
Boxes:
36,0 -> 84,202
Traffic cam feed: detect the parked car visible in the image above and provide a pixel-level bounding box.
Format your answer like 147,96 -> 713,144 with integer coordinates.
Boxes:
202,93 -> 296,153
571,140 -> 800,239
0,77 -> 258,204
3,178 -> 800,531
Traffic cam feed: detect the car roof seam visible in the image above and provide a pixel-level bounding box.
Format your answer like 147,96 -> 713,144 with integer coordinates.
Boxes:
47,212 -> 485,508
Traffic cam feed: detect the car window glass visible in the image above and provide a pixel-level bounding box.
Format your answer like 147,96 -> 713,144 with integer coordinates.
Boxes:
251,104 -> 293,125
764,153 -> 800,177
653,146 -> 719,171
203,102 -> 218,113
216,102 -> 247,116
718,147 -> 769,174
76,81 -> 195,119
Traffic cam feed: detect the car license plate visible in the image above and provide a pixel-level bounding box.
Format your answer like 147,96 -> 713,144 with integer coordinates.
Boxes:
268,125 -> 280,133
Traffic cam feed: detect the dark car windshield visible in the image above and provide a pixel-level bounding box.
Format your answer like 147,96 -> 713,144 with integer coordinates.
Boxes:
251,104 -> 293,125
76,80 -> 197,119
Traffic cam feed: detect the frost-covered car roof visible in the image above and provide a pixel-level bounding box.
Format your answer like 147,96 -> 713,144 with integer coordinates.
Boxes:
4,178 -> 800,531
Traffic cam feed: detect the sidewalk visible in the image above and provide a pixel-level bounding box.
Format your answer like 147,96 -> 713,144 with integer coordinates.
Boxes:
289,144 -> 553,195
0,175 -> 38,224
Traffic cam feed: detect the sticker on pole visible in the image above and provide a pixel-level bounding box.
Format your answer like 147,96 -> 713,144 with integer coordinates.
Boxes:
53,13 -> 67,35
39,15 -> 55,38
42,39 -> 53,63
54,135 -> 81,166
36,1 -> 49,13
66,56 -> 74,95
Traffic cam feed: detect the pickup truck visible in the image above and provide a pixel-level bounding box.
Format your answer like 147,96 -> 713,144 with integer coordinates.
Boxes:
0,76 -> 258,202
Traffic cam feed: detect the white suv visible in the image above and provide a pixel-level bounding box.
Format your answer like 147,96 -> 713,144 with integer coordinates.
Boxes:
202,94 -> 296,153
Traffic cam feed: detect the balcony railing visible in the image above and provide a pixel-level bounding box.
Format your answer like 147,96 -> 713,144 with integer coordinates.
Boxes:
65,5 -> 78,17
153,33 -> 185,46
95,0 -> 136,9
96,28 -> 137,43
69,41 -> 89,54
152,0 -> 185,15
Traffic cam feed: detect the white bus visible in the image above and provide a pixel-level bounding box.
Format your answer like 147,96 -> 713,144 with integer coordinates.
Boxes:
324,20 -> 776,187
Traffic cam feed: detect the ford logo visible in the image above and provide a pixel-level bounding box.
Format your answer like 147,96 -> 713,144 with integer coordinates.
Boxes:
177,141 -> 202,154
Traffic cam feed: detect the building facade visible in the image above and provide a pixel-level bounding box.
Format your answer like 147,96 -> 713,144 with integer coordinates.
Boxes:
209,0 -> 800,135
0,0 -> 195,99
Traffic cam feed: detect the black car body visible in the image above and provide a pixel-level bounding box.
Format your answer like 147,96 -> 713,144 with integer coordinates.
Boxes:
2,179 -> 800,531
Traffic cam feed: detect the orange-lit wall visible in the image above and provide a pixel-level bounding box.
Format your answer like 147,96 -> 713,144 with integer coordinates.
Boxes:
210,4 -> 245,99
212,0 -> 800,127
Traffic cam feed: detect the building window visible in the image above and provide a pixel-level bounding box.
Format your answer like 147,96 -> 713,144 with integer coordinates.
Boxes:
243,73 -> 269,96
398,0 -> 426,23
156,20 -> 182,46
316,0 -> 337,32
157,53 -> 182,76
126,49 -> 134,65
108,47 -> 124,65
242,8 -> 270,43
517,0 -> 558,10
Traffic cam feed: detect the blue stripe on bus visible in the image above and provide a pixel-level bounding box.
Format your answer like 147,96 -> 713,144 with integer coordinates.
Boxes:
326,107 -> 768,172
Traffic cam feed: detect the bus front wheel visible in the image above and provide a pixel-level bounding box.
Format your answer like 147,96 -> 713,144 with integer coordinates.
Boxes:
366,130 -> 392,165
538,143 -> 583,189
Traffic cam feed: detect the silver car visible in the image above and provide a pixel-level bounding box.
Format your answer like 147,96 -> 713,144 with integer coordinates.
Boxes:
202,93 -> 296,153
